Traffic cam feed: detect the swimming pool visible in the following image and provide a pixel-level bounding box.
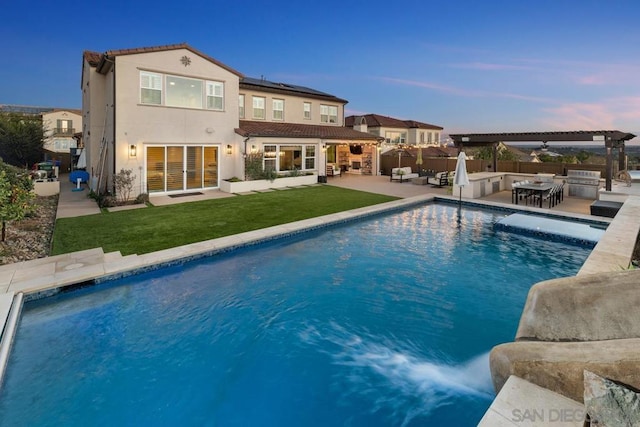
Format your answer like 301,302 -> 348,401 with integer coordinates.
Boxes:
0,203 -> 594,426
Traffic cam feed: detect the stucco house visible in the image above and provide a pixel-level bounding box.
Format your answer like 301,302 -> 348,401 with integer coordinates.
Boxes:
81,43 -> 382,199
345,114 -> 443,146
0,105 -> 82,172
42,109 -> 81,154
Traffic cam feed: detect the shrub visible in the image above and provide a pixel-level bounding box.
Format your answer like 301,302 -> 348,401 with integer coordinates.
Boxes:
262,168 -> 278,182
245,152 -> 265,181
114,169 -> 136,203
135,193 -> 149,204
0,164 -> 35,241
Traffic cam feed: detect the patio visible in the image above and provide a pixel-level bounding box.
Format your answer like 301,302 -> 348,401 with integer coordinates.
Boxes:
326,173 -> 594,216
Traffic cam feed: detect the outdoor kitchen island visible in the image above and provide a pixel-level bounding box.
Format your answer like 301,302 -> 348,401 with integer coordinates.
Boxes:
454,172 -> 506,199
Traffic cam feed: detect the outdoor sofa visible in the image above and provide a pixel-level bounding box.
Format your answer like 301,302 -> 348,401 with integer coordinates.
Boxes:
390,167 -> 419,183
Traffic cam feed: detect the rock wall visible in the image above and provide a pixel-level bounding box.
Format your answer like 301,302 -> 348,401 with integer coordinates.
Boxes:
490,269 -> 640,403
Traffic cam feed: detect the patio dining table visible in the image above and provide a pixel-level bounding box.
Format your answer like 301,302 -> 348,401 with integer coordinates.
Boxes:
514,182 -> 555,208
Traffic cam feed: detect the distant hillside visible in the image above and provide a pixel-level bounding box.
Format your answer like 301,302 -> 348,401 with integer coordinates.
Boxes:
507,144 -> 640,168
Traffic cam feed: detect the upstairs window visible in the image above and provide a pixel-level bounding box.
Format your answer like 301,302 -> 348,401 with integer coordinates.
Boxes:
239,94 -> 245,118
320,104 -> 338,123
303,102 -> 311,120
166,75 -> 203,109
206,81 -> 224,110
253,96 -> 265,119
56,119 -> 74,135
139,71 -> 224,111
385,131 -> 406,144
273,99 -> 284,120
140,71 -> 162,105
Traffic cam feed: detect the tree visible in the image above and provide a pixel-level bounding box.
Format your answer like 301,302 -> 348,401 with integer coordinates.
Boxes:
0,113 -> 45,168
0,163 -> 35,242
575,150 -> 591,163
473,145 -> 520,161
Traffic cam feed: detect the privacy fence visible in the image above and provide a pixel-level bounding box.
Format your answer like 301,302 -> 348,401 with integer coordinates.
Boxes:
380,151 -> 608,177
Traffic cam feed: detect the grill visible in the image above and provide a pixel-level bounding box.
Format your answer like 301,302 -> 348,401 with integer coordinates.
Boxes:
567,170 -> 601,198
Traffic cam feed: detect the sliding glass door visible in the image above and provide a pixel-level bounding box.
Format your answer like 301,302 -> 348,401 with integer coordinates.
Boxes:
146,145 -> 219,193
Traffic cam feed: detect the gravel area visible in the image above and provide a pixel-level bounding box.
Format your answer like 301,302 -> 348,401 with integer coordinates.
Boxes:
0,195 -> 58,265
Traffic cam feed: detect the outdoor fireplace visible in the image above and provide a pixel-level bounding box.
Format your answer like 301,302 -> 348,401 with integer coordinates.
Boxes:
352,161 -> 361,170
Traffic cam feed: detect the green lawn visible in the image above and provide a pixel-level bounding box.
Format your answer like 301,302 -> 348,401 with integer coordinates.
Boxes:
52,186 -> 398,256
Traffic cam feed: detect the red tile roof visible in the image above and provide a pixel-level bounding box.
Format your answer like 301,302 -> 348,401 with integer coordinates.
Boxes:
51,108 -> 82,115
83,51 -> 102,67
345,114 -> 443,130
423,146 -> 457,157
83,43 -> 244,77
236,121 -> 383,141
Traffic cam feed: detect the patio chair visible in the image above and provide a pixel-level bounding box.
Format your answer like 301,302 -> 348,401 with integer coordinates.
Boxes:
512,180 -> 532,204
326,164 -> 341,177
427,171 -> 450,187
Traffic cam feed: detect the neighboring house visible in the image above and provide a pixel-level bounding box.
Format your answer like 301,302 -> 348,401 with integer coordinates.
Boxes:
1,105 -> 80,172
345,114 -> 443,146
82,43 -> 382,198
42,109 -> 82,155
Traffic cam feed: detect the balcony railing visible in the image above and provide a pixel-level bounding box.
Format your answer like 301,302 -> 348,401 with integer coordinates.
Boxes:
52,127 -> 75,136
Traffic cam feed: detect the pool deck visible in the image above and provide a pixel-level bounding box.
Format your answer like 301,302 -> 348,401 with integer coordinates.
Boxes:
2,173 -> 640,426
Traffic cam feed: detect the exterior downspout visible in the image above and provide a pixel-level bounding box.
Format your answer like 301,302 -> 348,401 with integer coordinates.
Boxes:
319,140 -> 327,183
243,136 -> 251,181
111,62 -> 116,195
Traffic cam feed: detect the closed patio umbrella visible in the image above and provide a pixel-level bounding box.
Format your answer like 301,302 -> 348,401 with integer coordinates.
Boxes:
454,151 -> 469,205
76,148 -> 86,169
415,148 -> 423,172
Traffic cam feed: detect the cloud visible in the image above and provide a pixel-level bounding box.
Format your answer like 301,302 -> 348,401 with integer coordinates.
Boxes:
377,77 -> 478,97
377,76 -> 555,103
448,62 -> 535,71
418,42 -> 490,56
542,103 -> 614,130
519,58 -> 640,86
542,97 -> 640,130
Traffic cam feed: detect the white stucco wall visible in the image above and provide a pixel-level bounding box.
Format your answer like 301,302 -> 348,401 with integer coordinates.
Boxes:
239,87 -> 345,126
110,48 -> 241,194
82,58 -> 111,191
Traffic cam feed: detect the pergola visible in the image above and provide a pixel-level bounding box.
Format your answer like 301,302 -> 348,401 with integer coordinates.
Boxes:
449,130 -> 637,191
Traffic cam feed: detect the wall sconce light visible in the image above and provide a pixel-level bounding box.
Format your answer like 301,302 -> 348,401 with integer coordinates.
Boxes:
226,144 -> 233,155
251,144 -> 258,154
129,144 -> 137,158
321,144 -> 327,152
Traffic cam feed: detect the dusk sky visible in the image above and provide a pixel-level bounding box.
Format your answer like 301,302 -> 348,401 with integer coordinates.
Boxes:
2,0 -> 639,138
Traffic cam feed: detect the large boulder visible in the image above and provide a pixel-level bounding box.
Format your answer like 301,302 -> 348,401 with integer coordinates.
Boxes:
516,270 -> 640,342
584,370 -> 640,426
490,339 -> 640,402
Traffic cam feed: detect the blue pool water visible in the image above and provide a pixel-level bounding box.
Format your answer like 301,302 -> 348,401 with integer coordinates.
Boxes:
0,203 -> 594,426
